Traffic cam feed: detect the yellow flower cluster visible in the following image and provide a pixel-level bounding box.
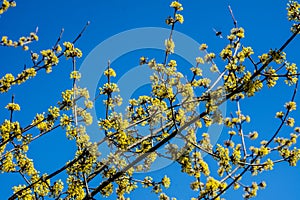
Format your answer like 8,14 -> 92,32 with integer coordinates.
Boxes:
0,73 -> 14,92
196,56 -> 204,64
275,133 -> 298,148
66,176 -> 85,199
32,174 -> 50,197
243,182 -> 261,199
84,99 -> 93,109
77,107 -> 93,125
63,42 -> 82,59
4,68 -> 37,90
41,49 -> 59,73
51,180 -> 64,197
215,144 -> 231,176
178,155 -> 192,174
264,67 -> 279,88
70,70 -> 81,80
231,145 -> 241,164
168,59 -> 177,68
285,62 -> 298,85
285,101 -> 297,111
287,117 -> 295,127
204,53 -> 216,63
198,133 -> 213,152
249,131 -> 259,140
0,120 -> 22,143
220,45 -> 233,60
193,151 -> 210,177
175,14 -> 184,24
16,153 -> 38,176
100,183 -> 114,197
5,102 -> 20,111
139,56 -> 147,65
190,67 -> 203,76
268,49 -> 286,64
152,84 -> 174,99
48,106 -> 60,119
77,87 -> 90,99
165,38 -> 175,54
275,111 -> 284,118
287,148 -> 300,166
166,1 -> 184,25
104,68 -> 117,77
2,152 -> 16,172
159,193 -> 170,200
199,43 -> 208,51
170,1 -> 183,11
199,177 -> 226,199
115,175 -> 137,197
142,176 -> 169,194
65,125 -> 77,139
230,27 -> 245,39
100,82 -> 119,95
161,175 -> 171,188
59,89 -> 74,110
60,114 -> 72,127
236,46 -> 254,62
244,79 -> 263,97
1,32 -> 38,51
32,113 -> 52,132
12,184 -> 34,200
287,1 -> 300,21
192,78 -> 211,88
0,0 -> 15,14
250,146 -> 270,158
67,150 -> 96,174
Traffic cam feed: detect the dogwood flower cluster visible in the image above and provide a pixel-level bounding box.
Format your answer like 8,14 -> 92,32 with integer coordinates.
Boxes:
0,0 -> 15,15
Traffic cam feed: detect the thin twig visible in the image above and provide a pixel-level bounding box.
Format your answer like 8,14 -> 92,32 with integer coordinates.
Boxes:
228,5 -> 238,27
72,21 -> 90,44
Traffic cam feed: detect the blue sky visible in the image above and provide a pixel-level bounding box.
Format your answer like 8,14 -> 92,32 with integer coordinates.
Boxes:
1,0 -> 300,199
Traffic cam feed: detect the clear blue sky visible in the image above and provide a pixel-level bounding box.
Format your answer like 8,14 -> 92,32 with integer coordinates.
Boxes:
1,0 -> 300,199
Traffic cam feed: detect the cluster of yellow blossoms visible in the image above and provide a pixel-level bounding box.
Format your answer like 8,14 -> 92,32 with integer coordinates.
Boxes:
1,32 -> 38,50
0,0 -> 16,15
63,42 -> 83,59
166,1 -> 184,25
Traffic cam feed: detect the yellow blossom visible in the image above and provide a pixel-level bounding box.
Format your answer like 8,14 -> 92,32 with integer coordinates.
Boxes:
168,60 -> 177,68
70,71 -> 81,80
5,103 -> 20,111
249,131 -> 258,140
199,43 -> 208,51
165,38 -> 175,54
285,101 -> 296,111
175,14 -> 184,24
170,1 -> 183,11
161,175 -> 171,188
104,68 -> 117,77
